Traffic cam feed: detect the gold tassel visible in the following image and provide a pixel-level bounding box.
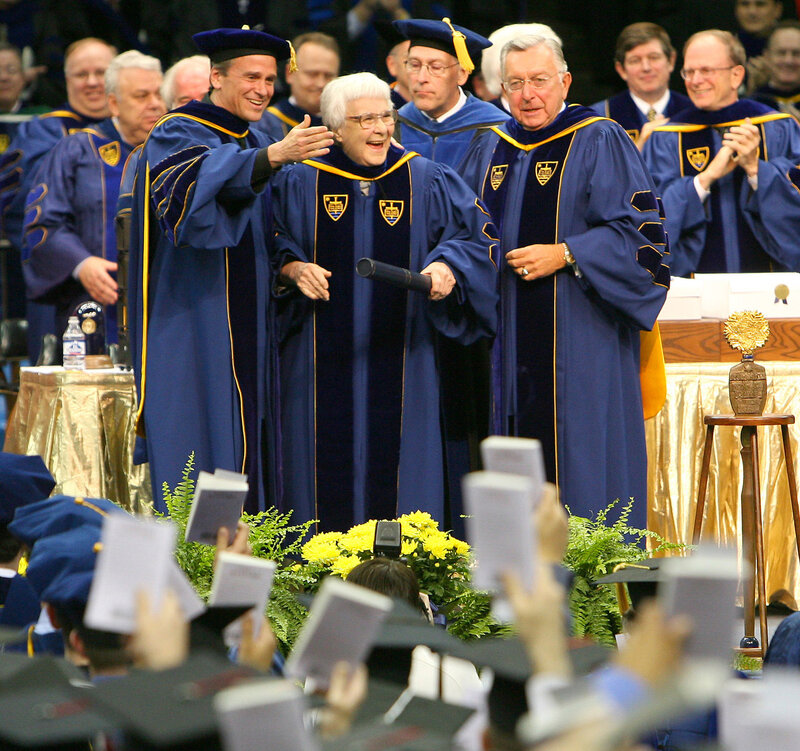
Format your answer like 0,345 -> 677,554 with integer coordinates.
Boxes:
442,17 -> 474,74
288,40 -> 298,72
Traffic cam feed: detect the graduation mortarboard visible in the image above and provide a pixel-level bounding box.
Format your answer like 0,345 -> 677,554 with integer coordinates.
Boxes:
193,27 -> 296,70
8,494 -> 125,549
595,558 -> 662,613
24,525 -> 101,605
0,452 -> 55,524
392,18 -> 492,74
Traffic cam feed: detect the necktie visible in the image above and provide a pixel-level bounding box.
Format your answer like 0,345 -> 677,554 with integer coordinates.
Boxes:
647,107 -> 657,122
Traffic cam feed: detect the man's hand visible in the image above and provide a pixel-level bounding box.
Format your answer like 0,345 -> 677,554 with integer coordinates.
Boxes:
237,614 -> 278,672
506,243 -> 566,280
214,521 -> 251,571
130,590 -> 188,671
77,256 -> 118,305
723,118 -> 761,178
420,261 -> 455,300
635,114 -> 667,151
696,144 -> 738,191
281,260 -> 331,300
319,662 -> 369,739
535,482 -> 569,564
267,115 -> 334,167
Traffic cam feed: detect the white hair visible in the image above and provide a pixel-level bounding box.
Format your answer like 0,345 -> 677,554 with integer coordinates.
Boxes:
320,72 -> 392,131
500,34 -> 568,83
104,50 -> 162,96
161,55 -> 210,109
482,24 -> 562,97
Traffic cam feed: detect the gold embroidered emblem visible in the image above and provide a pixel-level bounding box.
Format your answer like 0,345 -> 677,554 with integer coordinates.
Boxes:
535,161 -> 558,186
625,129 -> 639,142
687,146 -> 709,172
81,318 -> 97,335
323,194 -> 348,221
379,200 -> 403,226
490,164 -> 507,190
0,134 -> 9,153
99,142 -> 120,167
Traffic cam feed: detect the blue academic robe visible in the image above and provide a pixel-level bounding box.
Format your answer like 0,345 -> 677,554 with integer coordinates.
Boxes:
460,105 -> 669,529
0,106 -> 103,359
129,100 -> 274,513
251,98 -> 322,142
0,573 -> 40,628
590,90 -> 692,141
22,118 -> 131,339
397,92 -> 508,169
271,144 -> 498,532
750,86 -> 800,112
642,99 -> 800,276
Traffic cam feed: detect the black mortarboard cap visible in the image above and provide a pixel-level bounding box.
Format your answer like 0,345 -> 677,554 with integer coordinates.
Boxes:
88,651 -> 260,749
0,452 -> 55,524
393,18 -> 492,74
595,558 -> 662,612
190,604 -> 253,655
193,27 -> 293,66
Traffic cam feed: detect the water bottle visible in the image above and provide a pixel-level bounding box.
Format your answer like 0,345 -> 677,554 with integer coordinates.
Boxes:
62,316 -> 86,370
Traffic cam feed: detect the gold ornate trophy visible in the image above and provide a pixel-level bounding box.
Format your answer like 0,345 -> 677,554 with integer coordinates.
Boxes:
724,311 -> 770,415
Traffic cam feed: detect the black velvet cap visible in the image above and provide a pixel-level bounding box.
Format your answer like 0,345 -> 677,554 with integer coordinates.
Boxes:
193,28 -> 291,64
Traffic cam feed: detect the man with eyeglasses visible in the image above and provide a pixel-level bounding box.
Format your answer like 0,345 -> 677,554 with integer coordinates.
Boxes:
253,32 -> 340,142
460,34 -> 668,530
643,29 -> 800,276
590,23 -> 690,150
392,18 -> 508,170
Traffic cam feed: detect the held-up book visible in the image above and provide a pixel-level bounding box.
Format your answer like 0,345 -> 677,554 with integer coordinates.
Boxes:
284,577 -> 393,688
215,679 -> 319,751
462,471 -> 537,622
659,547 -> 741,663
184,470 -> 248,545
480,436 -> 546,508
209,552 -> 276,643
84,514 -> 175,633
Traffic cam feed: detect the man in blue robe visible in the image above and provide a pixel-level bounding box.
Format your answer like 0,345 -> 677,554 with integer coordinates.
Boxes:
393,18 -> 507,170
252,32 -> 339,143
128,28 -> 334,513
461,34 -> 668,530
590,23 -> 690,150
272,72 -> 497,532
750,22 -> 800,116
0,38 -> 115,360
22,51 -> 165,341
643,30 -> 800,276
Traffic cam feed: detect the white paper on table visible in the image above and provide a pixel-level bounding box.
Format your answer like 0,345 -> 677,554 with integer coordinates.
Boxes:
284,577 -> 393,688
209,552 -> 276,645
462,471 -> 537,622
215,679 -> 319,751
84,514 -> 175,633
480,436 -> 546,508
184,470 -> 248,545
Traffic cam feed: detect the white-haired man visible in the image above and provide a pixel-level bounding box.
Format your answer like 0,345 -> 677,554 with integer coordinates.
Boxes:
161,54 -> 210,110
22,50 -> 165,341
460,34 -> 669,530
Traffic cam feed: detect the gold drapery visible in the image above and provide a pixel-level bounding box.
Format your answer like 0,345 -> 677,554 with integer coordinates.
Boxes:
3,366 -> 152,514
646,361 -> 800,609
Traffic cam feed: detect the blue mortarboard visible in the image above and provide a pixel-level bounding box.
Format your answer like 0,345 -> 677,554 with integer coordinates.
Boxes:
25,525 -> 101,605
393,18 -> 492,74
0,453 -> 55,524
8,494 -> 126,549
193,27 -> 295,68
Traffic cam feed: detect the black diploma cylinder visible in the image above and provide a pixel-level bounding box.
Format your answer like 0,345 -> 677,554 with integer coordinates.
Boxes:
355,257 -> 432,294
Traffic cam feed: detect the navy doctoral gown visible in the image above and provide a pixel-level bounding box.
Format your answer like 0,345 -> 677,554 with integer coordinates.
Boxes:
642,99 -> 800,275
22,118 -> 131,337
460,105 -> 669,529
271,144 -> 498,532
397,92 -> 508,170
129,101 -> 274,513
589,89 -> 691,141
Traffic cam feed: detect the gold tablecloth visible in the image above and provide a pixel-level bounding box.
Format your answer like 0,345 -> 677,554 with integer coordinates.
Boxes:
3,366 -> 152,514
646,361 -> 800,609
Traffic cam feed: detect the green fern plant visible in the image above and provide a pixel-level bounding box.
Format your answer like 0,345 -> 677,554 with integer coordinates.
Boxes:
564,497 -> 686,646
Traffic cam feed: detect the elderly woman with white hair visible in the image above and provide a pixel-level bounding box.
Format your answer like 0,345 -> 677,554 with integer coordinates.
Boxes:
273,71 -> 498,533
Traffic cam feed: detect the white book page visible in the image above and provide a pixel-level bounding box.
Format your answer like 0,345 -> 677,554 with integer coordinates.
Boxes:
480,436 -> 546,508
184,470 -> 248,545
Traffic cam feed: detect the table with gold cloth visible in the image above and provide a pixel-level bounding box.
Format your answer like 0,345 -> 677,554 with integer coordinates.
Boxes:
3,366 -> 152,513
646,361 -> 800,609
